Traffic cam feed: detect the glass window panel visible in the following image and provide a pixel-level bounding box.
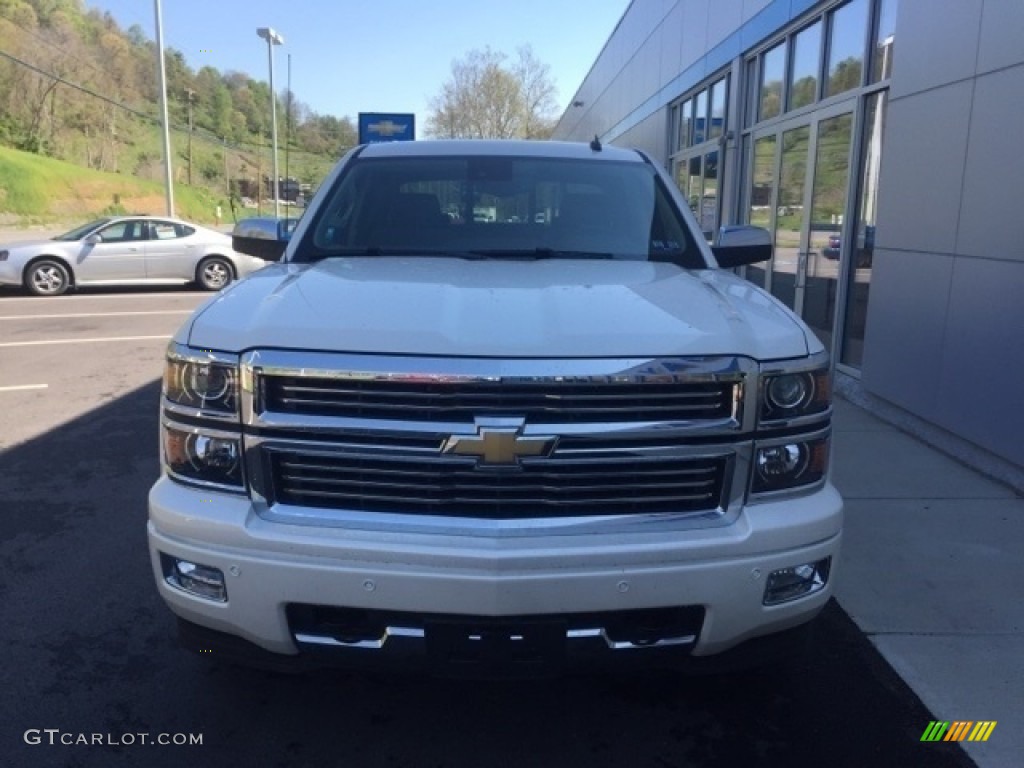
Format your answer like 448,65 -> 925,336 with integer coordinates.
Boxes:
708,80 -> 725,140
674,158 -> 688,196
805,113 -> 854,350
841,92 -> 887,367
789,21 -> 822,110
700,149 -> 719,239
746,134 -> 776,288
771,125 -> 810,310
759,43 -> 785,121
826,0 -> 868,97
679,98 -> 692,149
745,58 -> 758,127
748,135 -> 776,230
693,89 -> 708,144
686,155 -> 702,215
872,0 -> 898,82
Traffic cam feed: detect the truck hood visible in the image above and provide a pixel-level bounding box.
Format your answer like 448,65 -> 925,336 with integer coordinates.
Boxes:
185,258 -> 811,360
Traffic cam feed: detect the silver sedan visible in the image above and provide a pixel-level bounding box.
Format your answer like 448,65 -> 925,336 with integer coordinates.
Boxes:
0,216 -> 268,296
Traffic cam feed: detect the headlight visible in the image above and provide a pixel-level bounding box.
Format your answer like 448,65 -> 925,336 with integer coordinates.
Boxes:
164,351 -> 238,414
752,436 -> 829,494
163,423 -> 244,490
760,367 -> 830,422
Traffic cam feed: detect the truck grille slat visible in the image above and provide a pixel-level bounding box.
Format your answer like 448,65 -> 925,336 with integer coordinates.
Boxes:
264,376 -> 736,424
280,488 -> 717,508
270,451 -> 726,518
278,458 -> 719,480
279,473 -> 719,495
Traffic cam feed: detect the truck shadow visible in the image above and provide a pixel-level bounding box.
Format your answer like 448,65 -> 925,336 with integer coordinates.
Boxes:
0,380 -> 974,768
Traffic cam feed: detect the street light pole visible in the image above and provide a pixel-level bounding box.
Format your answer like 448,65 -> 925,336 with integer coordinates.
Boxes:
154,0 -> 174,216
256,27 -> 284,218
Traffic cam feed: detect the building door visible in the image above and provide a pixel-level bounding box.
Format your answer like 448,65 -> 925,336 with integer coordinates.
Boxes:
747,102 -> 856,349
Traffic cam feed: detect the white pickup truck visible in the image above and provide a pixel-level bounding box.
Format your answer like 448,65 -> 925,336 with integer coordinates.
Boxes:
149,139 -> 842,676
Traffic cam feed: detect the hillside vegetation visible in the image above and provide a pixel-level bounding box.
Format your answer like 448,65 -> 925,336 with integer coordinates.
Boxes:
0,144 -> 230,225
0,0 -> 348,223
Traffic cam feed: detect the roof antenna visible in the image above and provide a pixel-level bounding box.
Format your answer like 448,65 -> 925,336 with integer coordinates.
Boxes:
589,134 -> 602,152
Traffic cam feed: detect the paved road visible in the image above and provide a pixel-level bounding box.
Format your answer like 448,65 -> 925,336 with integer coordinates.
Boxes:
0,286 -> 976,768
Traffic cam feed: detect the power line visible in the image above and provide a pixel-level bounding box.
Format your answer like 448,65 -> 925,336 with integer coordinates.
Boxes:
0,47 -> 160,124
0,46 -> 331,159
0,14 -> 113,83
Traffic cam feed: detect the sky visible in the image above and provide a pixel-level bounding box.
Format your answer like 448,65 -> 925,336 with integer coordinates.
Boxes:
83,0 -> 629,133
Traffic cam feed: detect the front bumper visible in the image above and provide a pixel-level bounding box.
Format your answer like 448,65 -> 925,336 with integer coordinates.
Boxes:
148,476 -> 842,670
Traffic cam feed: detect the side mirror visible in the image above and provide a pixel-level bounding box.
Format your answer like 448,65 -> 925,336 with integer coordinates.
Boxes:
232,219 -> 288,262
84,234 -> 101,245
711,225 -> 772,269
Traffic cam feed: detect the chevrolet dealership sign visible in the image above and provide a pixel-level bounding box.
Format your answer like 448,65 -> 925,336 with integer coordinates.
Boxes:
358,113 -> 415,144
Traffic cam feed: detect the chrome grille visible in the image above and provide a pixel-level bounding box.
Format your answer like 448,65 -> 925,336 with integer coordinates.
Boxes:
261,376 -> 737,424
268,449 -> 727,518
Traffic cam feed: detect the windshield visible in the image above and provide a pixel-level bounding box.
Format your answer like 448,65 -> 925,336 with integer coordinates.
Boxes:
53,218 -> 112,241
298,155 -> 703,267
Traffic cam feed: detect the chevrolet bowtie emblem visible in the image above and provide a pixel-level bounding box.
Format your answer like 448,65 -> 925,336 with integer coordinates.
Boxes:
368,119 -> 408,137
442,420 -> 556,466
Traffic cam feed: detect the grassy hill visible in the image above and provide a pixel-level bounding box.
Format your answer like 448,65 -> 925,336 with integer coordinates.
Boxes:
1,144 -> 247,227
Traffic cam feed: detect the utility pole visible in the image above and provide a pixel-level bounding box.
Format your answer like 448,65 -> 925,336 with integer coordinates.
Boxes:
223,136 -> 229,195
154,0 -> 174,215
256,27 -> 284,218
285,53 -> 291,212
185,87 -> 195,186
256,130 -> 263,216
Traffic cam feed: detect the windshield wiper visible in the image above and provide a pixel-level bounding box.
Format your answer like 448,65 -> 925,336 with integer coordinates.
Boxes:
305,247 -> 618,262
465,248 -> 616,261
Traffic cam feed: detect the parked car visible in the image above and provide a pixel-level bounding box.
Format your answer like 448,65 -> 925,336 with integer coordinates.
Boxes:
0,215 -> 269,296
822,225 -> 874,268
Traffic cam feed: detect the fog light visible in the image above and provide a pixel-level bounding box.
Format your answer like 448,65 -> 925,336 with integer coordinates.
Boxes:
162,554 -> 227,602
763,557 -> 830,605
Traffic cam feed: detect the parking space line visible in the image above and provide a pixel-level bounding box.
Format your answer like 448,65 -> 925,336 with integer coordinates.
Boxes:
0,384 -> 48,392
0,310 -> 193,320
0,292 -> 209,302
0,335 -> 172,348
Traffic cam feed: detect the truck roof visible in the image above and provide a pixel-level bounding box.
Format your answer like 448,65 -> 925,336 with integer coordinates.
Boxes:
358,139 -> 644,162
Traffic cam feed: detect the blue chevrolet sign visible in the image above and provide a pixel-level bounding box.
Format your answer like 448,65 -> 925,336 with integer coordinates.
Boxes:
358,113 -> 415,144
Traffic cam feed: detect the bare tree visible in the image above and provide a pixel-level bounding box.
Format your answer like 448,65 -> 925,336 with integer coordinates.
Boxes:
427,46 -> 558,140
514,45 -> 558,139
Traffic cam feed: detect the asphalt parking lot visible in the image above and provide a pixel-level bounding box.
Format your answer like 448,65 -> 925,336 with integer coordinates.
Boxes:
0,284 -> 978,768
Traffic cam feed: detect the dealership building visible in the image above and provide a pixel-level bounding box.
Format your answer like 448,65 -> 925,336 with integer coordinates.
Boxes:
554,0 -> 1023,477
